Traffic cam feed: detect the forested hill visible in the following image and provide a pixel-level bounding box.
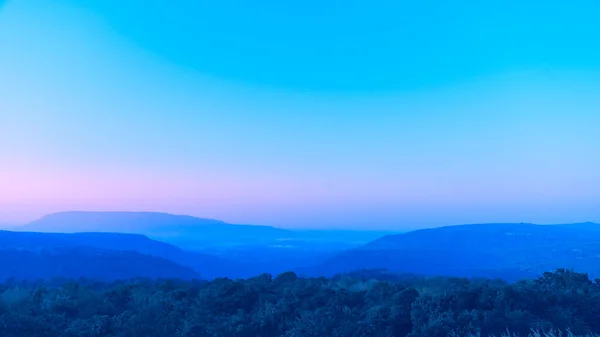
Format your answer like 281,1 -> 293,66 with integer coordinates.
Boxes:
0,230 -> 251,280
0,269 -> 598,337
307,222 -> 600,280
0,247 -> 199,281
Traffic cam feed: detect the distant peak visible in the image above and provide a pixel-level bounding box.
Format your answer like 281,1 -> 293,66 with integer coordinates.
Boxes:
36,211 -> 226,224
21,211 -> 288,240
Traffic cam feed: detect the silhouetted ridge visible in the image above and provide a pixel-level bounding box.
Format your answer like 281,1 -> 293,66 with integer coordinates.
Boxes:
307,222 -> 600,280
21,211 -> 292,248
0,230 -> 252,279
0,246 -> 199,281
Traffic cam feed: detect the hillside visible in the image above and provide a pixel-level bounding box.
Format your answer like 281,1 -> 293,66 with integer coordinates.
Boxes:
0,247 -> 199,281
0,231 -> 253,279
307,222 -> 600,280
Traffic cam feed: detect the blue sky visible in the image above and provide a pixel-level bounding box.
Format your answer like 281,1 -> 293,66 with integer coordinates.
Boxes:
31,0 -> 600,92
1,0 -> 599,228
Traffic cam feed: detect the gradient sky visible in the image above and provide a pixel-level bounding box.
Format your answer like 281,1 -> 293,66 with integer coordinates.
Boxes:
1,0 -> 600,229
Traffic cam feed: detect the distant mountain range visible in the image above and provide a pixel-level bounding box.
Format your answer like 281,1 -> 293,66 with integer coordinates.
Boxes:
21,211 -> 288,247
8,212 -> 600,282
8,211 -> 400,279
0,230 -> 252,280
19,211 -> 395,250
0,246 -> 200,281
305,222 -> 600,280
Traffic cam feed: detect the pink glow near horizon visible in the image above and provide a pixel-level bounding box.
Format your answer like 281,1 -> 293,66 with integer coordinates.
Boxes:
1,1 -> 600,228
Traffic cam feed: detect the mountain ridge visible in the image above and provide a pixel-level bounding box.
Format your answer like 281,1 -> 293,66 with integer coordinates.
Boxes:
19,211 -> 293,249
0,230 -> 253,279
18,211 -> 397,249
22,211 -> 282,233
305,222 -> 600,280
0,245 -> 200,281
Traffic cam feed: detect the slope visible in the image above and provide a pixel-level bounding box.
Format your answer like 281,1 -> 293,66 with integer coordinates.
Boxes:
307,222 -> 600,280
0,230 -> 253,279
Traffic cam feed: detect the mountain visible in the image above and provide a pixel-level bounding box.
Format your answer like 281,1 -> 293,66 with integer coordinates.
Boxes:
0,247 -> 199,281
20,211 -> 293,248
306,222 -> 600,280
19,211 -> 396,250
0,230 -> 253,279
17,212 -> 399,276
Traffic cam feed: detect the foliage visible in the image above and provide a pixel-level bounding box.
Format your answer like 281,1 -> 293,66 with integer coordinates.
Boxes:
0,269 -> 599,337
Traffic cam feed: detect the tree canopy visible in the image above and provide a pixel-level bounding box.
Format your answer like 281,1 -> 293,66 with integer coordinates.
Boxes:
0,269 -> 599,336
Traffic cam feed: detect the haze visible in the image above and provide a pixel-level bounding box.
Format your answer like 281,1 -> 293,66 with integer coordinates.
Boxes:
1,0 -> 600,228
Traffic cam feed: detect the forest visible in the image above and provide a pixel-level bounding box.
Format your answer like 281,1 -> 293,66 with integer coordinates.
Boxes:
0,269 -> 599,337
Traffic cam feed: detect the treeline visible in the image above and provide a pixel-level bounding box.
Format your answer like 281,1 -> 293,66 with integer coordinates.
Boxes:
0,269 -> 599,336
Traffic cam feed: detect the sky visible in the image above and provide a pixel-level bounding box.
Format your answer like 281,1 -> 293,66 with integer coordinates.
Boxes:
1,0 -> 600,229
